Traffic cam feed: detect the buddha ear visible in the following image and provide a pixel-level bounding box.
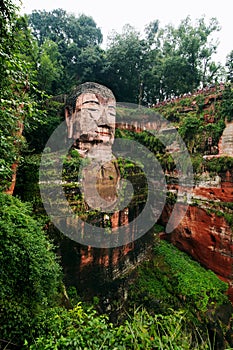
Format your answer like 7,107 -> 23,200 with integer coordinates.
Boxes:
65,107 -> 73,139
65,106 -> 70,117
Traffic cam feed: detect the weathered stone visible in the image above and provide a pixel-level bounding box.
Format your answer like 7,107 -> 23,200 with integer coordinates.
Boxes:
161,170 -> 233,301
219,121 -> 233,157
65,82 -> 120,212
65,82 -> 116,149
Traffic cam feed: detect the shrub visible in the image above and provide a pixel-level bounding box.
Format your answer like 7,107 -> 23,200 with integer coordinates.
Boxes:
0,193 -> 62,344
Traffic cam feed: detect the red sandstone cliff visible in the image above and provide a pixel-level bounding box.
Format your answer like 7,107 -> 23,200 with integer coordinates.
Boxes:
161,170 -> 233,301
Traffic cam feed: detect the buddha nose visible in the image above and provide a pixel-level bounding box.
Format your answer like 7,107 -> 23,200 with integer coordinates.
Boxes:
98,106 -> 108,126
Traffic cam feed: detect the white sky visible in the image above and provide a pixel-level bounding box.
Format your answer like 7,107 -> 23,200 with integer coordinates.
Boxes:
21,0 -> 232,64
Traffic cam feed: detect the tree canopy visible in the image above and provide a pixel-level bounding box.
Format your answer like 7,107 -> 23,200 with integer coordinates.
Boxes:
26,9 -> 228,103
28,9 -> 104,95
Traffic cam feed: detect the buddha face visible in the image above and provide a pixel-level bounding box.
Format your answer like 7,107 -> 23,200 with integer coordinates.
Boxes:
66,91 -> 116,148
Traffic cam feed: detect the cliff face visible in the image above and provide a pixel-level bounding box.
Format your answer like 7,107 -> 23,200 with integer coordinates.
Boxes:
161,170 -> 233,301
156,86 -> 233,302
34,84 -> 233,305
57,228 -> 154,310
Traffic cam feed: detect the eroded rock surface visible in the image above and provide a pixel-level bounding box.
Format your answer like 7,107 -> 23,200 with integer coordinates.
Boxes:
219,121 -> 233,156
161,170 -> 233,301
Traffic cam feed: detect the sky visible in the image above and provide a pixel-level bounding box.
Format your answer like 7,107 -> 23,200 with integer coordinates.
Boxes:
21,0 -> 232,64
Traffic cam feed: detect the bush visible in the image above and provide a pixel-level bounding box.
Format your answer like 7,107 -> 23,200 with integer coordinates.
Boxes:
26,302 -> 220,350
204,156 -> 233,174
0,193 -> 62,344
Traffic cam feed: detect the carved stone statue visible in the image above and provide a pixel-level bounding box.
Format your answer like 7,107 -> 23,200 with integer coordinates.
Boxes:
65,82 -> 116,156
65,82 -> 120,211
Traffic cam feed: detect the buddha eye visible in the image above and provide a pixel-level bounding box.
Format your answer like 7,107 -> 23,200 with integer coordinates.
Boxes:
82,100 -> 100,112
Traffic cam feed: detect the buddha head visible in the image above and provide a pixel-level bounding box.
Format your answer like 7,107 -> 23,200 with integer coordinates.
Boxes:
65,82 -> 116,157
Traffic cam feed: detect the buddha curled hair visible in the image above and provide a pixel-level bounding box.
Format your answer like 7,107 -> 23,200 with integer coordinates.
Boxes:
66,82 -> 115,113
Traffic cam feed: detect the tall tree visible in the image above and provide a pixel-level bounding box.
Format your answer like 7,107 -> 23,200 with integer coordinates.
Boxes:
28,10 -> 104,94
36,39 -> 63,94
105,25 -> 152,103
157,16 -> 221,93
29,10 -> 102,47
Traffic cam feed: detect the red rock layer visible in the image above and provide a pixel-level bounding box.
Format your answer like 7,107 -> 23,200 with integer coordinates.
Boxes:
161,200 -> 233,301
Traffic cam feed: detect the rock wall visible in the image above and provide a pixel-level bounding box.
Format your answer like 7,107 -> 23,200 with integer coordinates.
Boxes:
161,171 -> 233,301
219,121 -> 233,156
56,228 -> 154,314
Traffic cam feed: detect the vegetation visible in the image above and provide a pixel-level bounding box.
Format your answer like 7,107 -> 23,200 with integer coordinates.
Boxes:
26,9 -> 227,103
24,304 -> 211,349
0,192 -> 62,345
0,1 -> 233,349
0,1 -> 40,191
204,156 -> 233,174
144,241 -> 227,312
126,240 -> 232,349
21,240 -> 231,349
28,9 -> 104,95
220,84 -> 233,122
226,50 -> 233,83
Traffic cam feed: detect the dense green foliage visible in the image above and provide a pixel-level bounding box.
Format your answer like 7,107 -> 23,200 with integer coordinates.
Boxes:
27,8 -> 228,103
220,84 -> 233,121
153,85 -> 228,156
0,0 -> 43,191
22,240 -> 231,349
24,304 -> 203,349
127,240 -> 231,348
28,9 -> 105,95
226,50 -> 233,83
0,193 -> 62,344
204,156 -> 233,174
155,241 -> 228,311
129,240 -> 228,313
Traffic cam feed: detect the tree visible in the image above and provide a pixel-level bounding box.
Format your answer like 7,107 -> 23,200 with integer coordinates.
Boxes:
226,50 -> 233,82
145,20 -> 159,46
28,10 -> 102,47
161,55 -> 198,97
28,10 -> 104,93
220,84 -> 233,122
37,39 -> 63,94
179,116 -> 202,153
105,25 -> 149,103
104,16 -> 222,104
156,16 -> 221,96
73,45 -> 107,84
